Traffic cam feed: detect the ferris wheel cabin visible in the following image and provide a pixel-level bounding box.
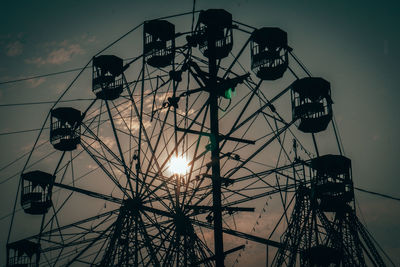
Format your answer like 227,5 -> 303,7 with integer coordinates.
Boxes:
198,9 -> 233,59
144,20 -> 175,68
291,77 -> 332,133
21,171 -> 54,215
50,107 -> 81,151
7,239 -> 40,267
311,154 -> 354,213
250,27 -> 289,80
92,55 -> 124,100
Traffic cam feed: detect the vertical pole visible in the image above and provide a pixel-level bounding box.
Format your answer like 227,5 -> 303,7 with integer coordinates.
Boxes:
138,24 -> 146,194
172,30 -> 181,267
172,36 -> 180,210
134,24 -> 147,267
207,28 -> 224,267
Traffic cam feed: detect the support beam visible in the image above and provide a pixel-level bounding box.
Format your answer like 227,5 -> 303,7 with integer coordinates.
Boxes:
195,245 -> 246,265
26,210 -> 118,240
191,219 -> 282,248
175,127 -> 255,144
53,182 -> 123,204
225,120 -> 296,180
80,141 -> 130,199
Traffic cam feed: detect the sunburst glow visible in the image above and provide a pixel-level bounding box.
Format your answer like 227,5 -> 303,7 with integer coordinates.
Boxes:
169,156 -> 189,175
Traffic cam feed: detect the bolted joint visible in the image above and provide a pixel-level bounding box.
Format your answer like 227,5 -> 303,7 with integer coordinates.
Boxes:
163,97 -> 180,109
169,70 -> 182,82
186,35 -> 199,47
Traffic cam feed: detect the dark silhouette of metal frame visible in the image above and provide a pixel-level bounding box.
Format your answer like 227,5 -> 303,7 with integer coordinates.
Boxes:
5,7 -> 389,267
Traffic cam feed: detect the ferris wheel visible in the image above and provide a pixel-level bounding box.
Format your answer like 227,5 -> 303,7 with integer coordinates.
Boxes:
5,8 -> 389,267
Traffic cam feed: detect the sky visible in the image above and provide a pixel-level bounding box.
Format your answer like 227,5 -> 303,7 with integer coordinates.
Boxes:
0,0 -> 399,265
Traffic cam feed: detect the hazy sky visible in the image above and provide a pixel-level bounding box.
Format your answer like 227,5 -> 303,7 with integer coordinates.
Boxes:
0,0 -> 399,265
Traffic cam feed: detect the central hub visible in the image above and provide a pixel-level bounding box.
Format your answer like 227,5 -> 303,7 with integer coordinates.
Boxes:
123,197 -> 143,213
173,211 -> 192,236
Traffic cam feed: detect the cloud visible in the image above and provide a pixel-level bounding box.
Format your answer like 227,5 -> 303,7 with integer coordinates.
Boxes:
25,42 -> 84,66
90,136 -> 116,151
47,44 -> 84,64
25,77 -> 46,88
19,137 -> 48,154
24,57 -> 45,65
88,164 -> 98,170
102,136 -> 116,149
81,33 -> 96,43
5,41 -> 23,56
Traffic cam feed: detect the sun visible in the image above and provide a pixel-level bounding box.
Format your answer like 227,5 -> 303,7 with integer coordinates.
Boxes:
169,156 -> 189,175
